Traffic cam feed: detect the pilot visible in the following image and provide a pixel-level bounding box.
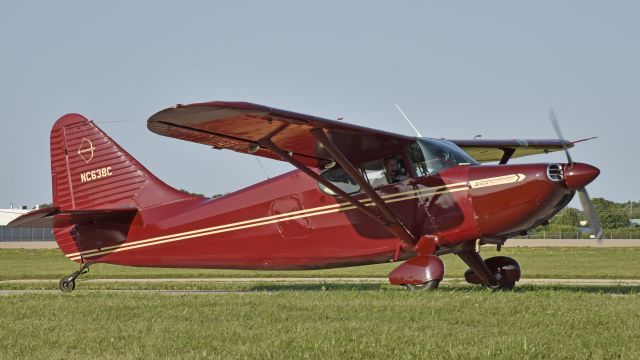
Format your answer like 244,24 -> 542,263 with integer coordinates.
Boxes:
383,157 -> 407,184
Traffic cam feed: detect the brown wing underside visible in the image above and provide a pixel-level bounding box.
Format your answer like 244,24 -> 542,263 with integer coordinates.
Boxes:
147,101 -> 585,166
147,102 -> 415,168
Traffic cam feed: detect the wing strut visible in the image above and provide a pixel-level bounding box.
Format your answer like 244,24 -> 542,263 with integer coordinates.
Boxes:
259,131 -> 417,247
258,139 -> 383,224
499,148 -> 515,164
310,128 -> 418,246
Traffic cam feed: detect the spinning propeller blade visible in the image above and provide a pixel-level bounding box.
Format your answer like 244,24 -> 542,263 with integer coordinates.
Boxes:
577,188 -> 604,241
549,110 -> 603,241
549,109 -> 573,165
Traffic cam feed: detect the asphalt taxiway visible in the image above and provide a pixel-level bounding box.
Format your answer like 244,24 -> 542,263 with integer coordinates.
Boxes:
1,277 -> 638,296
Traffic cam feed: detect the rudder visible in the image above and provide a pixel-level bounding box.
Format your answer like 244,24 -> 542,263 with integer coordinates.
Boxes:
50,113 -> 189,210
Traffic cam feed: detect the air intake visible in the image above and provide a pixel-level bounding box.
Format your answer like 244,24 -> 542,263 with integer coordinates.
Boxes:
547,164 -> 564,182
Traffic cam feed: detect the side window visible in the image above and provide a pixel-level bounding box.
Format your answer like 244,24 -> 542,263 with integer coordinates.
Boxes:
361,160 -> 388,188
319,167 -> 360,195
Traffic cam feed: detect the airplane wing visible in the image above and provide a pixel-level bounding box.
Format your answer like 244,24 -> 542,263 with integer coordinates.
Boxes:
147,101 -> 415,168
449,138 -> 594,164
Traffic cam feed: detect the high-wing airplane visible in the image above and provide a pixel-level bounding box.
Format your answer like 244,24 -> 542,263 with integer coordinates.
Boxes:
9,102 -> 602,292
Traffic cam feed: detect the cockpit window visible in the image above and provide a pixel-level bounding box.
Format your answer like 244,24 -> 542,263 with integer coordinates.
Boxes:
361,157 -> 408,188
318,167 -> 360,196
411,138 -> 478,175
319,155 -> 409,196
318,139 -> 475,196
409,143 -> 429,177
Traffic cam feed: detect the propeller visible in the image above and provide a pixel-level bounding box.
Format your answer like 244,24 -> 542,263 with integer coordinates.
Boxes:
549,109 -> 604,241
549,109 -> 573,165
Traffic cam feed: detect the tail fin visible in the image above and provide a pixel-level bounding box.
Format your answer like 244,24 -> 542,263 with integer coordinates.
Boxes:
50,113 -> 189,210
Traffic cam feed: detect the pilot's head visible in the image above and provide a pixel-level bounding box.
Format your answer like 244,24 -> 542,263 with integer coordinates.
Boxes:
384,157 -> 400,175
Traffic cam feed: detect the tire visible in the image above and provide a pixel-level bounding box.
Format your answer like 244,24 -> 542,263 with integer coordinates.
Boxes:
464,257 -> 520,290
404,280 -> 440,291
497,281 -> 515,291
484,256 -> 520,291
59,277 -> 76,293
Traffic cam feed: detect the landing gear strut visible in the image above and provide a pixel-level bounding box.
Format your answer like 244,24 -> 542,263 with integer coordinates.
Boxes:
388,236 -> 444,291
59,262 -> 91,293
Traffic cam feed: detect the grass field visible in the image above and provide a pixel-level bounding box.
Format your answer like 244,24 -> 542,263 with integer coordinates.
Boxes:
1,247 -> 639,359
1,287 -> 639,359
2,246 -> 640,281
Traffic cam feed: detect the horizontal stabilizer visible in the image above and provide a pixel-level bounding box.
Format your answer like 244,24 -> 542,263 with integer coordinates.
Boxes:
8,207 -> 138,228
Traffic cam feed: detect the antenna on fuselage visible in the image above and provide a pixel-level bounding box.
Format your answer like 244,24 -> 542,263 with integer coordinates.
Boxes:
253,156 -> 270,180
394,103 -> 422,137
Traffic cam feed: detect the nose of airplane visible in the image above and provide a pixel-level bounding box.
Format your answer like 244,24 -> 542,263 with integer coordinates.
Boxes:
563,163 -> 600,190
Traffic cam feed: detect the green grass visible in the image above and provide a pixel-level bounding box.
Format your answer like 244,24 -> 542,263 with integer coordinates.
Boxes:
1,247 -> 640,280
1,286 -> 639,359
2,248 -> 640,358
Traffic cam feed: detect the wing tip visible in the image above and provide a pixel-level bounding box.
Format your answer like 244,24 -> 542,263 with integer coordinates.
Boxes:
570,136 -> 598,145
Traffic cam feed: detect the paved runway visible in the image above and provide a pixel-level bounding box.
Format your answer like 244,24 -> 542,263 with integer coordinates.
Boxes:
0,289 -> 266,295
506,239 -> 640,247
2,277 -> 640,285
1,277 -> 638,295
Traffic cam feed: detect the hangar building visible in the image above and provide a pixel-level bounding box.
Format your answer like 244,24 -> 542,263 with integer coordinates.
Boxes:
0,206 -> 54,241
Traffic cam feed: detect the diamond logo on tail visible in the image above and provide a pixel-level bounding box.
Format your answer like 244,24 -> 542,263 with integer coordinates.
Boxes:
77,138 -> 95,163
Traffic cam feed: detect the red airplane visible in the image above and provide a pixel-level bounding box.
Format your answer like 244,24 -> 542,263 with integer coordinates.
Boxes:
9,102 -> 602,292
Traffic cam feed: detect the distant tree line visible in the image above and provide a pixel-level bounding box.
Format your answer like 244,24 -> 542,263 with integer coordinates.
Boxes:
551,198 -> 637,229
178,189 -> 226,199
526,198 -> 640,239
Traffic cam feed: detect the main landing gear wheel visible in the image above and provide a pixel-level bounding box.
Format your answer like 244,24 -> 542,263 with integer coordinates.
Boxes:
463,256 -> 521,291
404,280 -> 440,291
484,256 -> 520,290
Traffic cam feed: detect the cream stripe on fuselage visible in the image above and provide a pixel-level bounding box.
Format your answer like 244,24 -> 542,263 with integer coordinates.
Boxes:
67,182 -> 470,260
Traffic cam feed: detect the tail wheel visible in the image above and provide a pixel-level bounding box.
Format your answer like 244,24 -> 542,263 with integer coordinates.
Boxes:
59,276 -> 76,293
404,280 -> 440,291
58,263 -> 91,293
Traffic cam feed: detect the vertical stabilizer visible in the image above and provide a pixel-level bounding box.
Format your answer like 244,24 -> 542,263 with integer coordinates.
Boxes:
50,114 -> 189,210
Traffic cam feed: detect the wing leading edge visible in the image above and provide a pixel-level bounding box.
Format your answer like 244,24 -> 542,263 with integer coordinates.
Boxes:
147,101 -> 593,166
450,138 -> 588,164
147,101 -> 415,169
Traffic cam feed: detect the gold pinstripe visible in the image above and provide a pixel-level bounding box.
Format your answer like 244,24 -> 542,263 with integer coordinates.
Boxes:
66,182 -> 463,258
66,183 -> 469,260
65,182 -> 467,258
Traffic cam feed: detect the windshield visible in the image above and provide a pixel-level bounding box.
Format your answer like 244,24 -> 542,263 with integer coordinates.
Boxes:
412,138 -> 478,175
318,138 -> 478,196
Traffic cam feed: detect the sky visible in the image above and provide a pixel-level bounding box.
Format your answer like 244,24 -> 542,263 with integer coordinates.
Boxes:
0,1 -> 638,208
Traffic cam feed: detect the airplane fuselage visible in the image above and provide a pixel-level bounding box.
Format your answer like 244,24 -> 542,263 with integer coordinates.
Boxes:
57,162 -> 573,269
